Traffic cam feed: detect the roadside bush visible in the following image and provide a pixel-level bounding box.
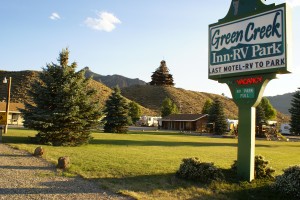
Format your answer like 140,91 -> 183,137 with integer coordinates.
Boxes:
231,155 -> 275,179
176,157 -> 224,183
273,165 -> 300,198
230,160 -> 237,171
255,155 -> 275,179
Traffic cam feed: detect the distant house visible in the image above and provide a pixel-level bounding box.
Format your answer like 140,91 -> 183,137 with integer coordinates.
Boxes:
0,102 -> 24,126
160,114 -> 208,132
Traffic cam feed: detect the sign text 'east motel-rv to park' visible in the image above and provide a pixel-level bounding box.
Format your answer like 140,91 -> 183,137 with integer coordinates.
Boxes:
208,4 -> 291,80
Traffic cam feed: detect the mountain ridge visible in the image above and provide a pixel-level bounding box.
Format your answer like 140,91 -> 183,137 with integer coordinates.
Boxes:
266,92 -> 294,116
84,67 -> 147,88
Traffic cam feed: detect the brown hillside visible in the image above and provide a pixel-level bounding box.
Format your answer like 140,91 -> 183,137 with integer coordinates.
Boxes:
0,70 -> 39,103
121,85 -> 238,118
0,70 -> 155,116
88,80 -> 155,116
87,79 -> 113,109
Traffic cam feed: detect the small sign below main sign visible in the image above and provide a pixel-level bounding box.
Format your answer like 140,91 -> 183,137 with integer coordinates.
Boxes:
235,88 -> 255,99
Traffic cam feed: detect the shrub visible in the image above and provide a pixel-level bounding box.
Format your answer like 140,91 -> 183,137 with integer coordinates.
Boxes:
231,155 -> 275,179
230,160 -> 237,171
255,155 -> 275,179
176,157 -> 224,183
273,165 -> 300,198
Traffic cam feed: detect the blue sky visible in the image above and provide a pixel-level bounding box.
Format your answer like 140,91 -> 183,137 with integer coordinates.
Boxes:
1,0 -> 299,97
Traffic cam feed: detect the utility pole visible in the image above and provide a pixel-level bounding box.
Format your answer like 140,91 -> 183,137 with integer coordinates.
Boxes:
3,77 -> 11,134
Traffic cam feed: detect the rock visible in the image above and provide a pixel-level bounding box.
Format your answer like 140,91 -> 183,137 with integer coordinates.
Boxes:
33,146 -> 44,156
57,156 -> 70,169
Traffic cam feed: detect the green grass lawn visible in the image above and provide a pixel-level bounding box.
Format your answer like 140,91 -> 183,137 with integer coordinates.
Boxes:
3,128 -> 299,199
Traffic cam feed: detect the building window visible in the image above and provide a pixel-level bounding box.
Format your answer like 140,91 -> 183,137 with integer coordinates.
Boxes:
12,113 -> 18,122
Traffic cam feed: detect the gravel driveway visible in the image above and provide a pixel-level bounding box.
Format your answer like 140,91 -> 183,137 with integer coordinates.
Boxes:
0,144 -> 130,200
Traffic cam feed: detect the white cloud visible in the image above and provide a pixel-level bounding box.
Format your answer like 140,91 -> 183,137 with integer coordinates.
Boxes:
84,11 -> 121,32
49,12 -> 61,20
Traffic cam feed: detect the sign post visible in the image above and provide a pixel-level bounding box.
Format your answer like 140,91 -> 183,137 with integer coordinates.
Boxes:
219,73 -> 276,180
208,0 -> 291,181
0,112 -> 6,143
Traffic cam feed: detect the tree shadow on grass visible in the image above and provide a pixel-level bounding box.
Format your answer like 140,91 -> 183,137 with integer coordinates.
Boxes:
92,170 -> 289,200
3,135 -> 293,149
91,173 -> 206,194
211,175 -> 291,200
129,131 -> 185,136
90,139 -> 238,147
188,183 -> 287,200
2,135 -> 32,144
215,169 -> 297,200
91,138 -> 287,148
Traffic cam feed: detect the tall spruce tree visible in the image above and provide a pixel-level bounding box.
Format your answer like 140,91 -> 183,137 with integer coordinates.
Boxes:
256,104 -> 266,137
150,60 -> 174,86
208,98 -> 228,135
22,48 -> 102,146
161,97 -> 179,117
103,87 -> 130,133
289,88 -> 300,135
256,103 -> 266,124
128,101 -> 141,125
255,97 -> 276,137
202,99 -> 213,114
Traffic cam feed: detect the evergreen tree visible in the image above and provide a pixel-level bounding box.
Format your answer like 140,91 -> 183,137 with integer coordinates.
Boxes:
260,97 -> 276,120
128,101 -> 141,125
103,87 -> 130,133
202,99 -> 213,114
150,60 -> 174,86
256,104 -> 266,124
289,88 -> 300,135
21,48 -> 102,146
255,97 -> 276,137
208,98 -> 227,135
256,104 -> 266,137
161,97 -> 179,117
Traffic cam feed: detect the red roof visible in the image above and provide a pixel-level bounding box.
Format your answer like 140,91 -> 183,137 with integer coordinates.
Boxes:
161,114 -> 208,121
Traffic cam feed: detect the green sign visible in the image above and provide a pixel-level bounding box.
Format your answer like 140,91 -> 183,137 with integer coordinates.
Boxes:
208,3 -> 291,80
208,0 -> 290,182
235,88 -> 255,99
